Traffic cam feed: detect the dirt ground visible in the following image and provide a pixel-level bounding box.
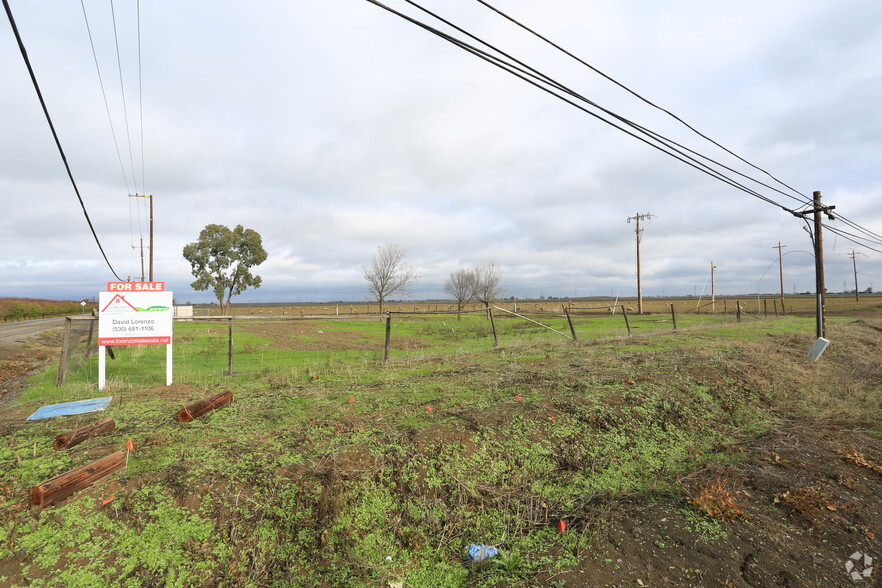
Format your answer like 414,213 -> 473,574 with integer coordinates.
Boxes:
3,324 -> 882,586
0,328 -> 61,406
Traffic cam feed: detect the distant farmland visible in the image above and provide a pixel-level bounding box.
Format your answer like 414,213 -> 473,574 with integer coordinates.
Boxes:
194,293 -> 882,318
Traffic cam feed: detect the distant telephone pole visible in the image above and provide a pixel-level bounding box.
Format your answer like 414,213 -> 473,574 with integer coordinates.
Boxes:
773,242 -> 786,306
129,194 -> 154,281
626,212 -> 652,314
849,250 -> 860,301
710,262 -> 716,311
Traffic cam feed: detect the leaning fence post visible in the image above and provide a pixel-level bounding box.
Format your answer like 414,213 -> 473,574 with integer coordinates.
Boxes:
565,307 -> 578,341
383,313 -> 392,363
227,318 -> 233,376
736,301 -> 742,323
670,303 -> 677,330
56,317 -> 74,386
621,305 -> 632,336
487,307 -> 500,348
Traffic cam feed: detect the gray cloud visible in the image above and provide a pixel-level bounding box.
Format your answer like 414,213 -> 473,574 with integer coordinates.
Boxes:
1,0 -> 880,303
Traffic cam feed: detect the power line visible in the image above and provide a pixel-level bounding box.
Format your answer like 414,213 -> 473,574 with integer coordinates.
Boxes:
402,0 -> 811,210
80,0 -> 131,194
366,0 -> 804,215
474,0 -> 810,205
137,0 -> 145,194
110,0 -> 138,194
3,0 -> 123,280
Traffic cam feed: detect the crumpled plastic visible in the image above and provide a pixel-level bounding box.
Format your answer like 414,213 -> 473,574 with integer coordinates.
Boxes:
466,544 -> 498,562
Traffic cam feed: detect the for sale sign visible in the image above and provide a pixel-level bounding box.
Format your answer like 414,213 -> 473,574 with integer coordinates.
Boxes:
98,290 -> 173,346
106,281 -> 165,292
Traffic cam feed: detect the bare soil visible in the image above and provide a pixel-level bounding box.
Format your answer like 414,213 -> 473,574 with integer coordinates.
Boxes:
3,320 -> 882,586
0,328 -> 61,406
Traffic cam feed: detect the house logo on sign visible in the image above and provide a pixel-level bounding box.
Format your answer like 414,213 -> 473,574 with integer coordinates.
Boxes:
101,294 -> 139,314
101,294 -> 169,314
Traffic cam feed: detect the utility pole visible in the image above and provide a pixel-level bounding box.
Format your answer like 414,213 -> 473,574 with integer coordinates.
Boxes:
773,242 -> 786,306
129,194 -> 154,281
849,250 -> 860,301
626,213 -> 652,314
798,191 -> 835,339
711,262 -> 716,311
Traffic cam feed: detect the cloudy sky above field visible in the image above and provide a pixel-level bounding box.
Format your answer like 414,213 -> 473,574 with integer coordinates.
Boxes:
2,0 -> 882,304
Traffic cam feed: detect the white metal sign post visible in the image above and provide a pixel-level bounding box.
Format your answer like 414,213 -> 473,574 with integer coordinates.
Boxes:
98,282 -> 174,390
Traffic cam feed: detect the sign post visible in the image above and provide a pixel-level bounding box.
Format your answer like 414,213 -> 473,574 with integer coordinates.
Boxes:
98,282 -> 173,390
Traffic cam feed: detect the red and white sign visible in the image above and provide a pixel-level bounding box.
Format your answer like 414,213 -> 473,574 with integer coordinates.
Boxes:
98,291 -> 173,346
106,281 -> 166,292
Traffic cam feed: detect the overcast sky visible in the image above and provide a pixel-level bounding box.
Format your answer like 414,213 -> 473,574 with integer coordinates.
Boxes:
2,0 -> 881,304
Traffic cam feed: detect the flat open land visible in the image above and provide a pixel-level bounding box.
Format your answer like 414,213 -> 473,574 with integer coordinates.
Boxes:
1,300 -> 882,586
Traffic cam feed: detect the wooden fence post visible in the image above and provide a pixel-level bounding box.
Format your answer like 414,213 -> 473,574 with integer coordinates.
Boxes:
383,313 -> 392,363
670,303 -> 677,330
487,307 -> 500,347
736,301 -> 742,323
55,317 -> 74,386
621,305 -> 632,336
565,307 -> 577,341
227,318 -> 233,376
763,299 -> 768,318
83,316 -> 96,359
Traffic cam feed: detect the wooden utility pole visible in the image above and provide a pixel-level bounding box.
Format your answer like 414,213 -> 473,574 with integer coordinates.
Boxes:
129,194 -> 154,281
849,250 -> 860,301
710,262 -> 716,311
799,191 -> 835,339
773,242 -> 786,308
626,213 -> 652,314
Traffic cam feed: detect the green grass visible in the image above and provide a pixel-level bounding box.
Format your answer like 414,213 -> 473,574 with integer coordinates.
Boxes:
0,312 -> 874,586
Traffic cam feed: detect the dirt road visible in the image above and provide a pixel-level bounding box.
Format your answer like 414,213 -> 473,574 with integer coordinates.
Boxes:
0,319 -> 64,403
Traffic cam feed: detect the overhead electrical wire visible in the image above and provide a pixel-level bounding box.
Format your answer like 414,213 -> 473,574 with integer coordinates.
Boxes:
80,0 -> 131,195
110,0 -> 139,195
137,0 -> 145,195
401,0 -> 812,210
366,0 -> 805,215
473,0 -> 810,205
3,0 -> 123,281
370,1 -> 882,258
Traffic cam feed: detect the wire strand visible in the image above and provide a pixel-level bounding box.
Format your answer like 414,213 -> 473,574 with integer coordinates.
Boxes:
366,0 -> 802,216
80,0 -> 131,194
473,0 -> 811,204
3,0 -> 123,280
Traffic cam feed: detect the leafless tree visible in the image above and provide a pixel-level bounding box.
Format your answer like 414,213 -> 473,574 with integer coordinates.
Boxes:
363,244 -> 418,314
444,268 -> 476,320
472,261 -> 504,308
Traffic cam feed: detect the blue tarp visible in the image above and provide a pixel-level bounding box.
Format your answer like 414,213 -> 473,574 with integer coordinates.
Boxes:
26,397 -> 113,420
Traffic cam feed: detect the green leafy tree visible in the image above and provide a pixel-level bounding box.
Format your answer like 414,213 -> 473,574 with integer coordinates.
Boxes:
182,224 -> 267,315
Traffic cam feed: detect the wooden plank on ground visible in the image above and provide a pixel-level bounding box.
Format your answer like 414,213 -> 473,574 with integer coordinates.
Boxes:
29,449 -> 126,507
176,391 -> 233,422
54,418 -> 116,450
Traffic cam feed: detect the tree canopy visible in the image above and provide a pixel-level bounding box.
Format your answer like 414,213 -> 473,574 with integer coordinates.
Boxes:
363,244 -> 418,314
182,224 -> 267,314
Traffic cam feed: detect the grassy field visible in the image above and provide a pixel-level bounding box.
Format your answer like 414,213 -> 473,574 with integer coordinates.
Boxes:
1,309 -> 881,586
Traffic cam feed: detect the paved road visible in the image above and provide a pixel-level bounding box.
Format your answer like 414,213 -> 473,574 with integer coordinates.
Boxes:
0,318 -> 66,346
